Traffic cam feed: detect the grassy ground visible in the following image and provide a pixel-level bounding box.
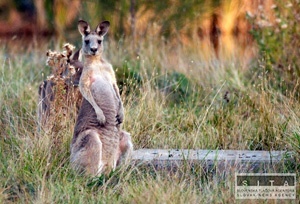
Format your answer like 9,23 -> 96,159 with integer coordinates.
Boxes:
0,36 -> 299,203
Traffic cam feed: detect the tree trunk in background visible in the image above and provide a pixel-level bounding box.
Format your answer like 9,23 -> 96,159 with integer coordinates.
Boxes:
130,0 -> 136,50
34,0 -> 47,31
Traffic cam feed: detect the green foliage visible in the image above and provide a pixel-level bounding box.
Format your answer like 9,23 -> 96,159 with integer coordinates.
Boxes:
115,59 -> 142,96
248,0 -> 300,98
116,58 -> 194,105
44,0 -> 54,28
80,0 -> 130,38
155,71 -> 193,104
143,0 -> 221,37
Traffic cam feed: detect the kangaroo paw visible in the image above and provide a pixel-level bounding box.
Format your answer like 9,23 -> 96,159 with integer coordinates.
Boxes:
96,112 -> 106,125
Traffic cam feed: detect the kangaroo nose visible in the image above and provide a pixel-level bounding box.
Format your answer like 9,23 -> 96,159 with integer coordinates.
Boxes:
90,48 -> 97,53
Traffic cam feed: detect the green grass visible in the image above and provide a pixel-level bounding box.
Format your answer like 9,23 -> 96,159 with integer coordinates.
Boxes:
0,36 -> 299,203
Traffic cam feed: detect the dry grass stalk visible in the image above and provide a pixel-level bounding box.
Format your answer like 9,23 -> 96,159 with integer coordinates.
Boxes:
38,43 -> 83,135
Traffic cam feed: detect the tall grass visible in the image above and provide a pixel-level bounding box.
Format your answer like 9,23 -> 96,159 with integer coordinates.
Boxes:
0,34 -> 299,203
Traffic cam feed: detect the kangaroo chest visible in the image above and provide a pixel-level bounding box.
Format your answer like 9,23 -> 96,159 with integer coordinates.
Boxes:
80,63 -> 114,88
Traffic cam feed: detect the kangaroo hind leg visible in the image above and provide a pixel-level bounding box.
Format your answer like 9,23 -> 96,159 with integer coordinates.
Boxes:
70,130 -> 104,176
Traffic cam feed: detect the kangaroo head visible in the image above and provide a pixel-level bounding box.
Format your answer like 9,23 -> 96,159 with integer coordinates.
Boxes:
78,20 -> 110,56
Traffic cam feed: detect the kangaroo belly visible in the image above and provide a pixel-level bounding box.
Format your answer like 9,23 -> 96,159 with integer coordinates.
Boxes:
90,77 -> 118,122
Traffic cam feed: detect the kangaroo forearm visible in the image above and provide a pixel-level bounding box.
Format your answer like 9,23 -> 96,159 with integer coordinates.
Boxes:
112,83 -> 121,101
80,85 -> 105,120
113,83 -> 124,112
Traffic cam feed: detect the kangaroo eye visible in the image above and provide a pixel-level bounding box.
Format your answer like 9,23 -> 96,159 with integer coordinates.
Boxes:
85,40 -> 89,44
98,40 -> 102,44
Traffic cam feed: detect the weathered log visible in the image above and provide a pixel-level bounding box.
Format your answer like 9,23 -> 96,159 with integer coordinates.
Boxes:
131,149 -> 293,175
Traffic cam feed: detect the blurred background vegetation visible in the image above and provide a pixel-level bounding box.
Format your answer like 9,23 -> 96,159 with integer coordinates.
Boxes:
0,0 -> 259,57
1,0 -> 298,70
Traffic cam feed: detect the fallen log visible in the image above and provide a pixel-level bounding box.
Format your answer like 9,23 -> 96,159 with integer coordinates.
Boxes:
131,149 -> 294,175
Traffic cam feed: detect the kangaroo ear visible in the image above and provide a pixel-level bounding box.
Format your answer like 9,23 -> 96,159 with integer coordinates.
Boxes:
71,49 -> 81,61
78,20 -> 91,36
96,21 -> 110,36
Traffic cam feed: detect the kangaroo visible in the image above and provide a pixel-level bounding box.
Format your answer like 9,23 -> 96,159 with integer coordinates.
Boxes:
70,20 -> 131,176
